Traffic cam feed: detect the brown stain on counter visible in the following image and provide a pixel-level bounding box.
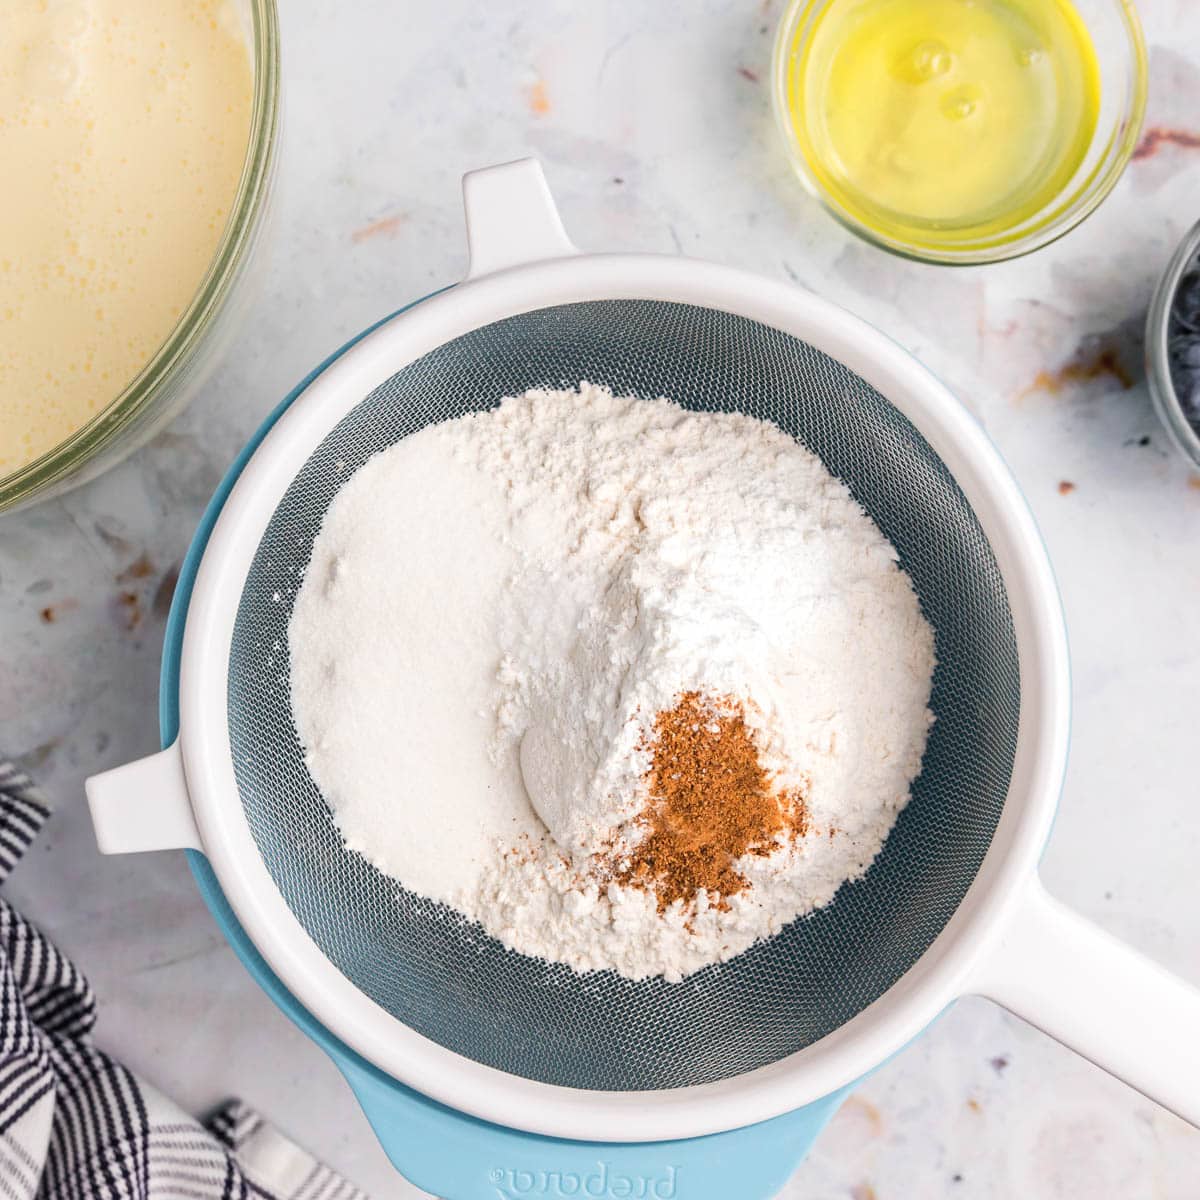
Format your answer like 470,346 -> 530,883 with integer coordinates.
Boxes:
116,552 -> 154,583
1133,127 -> 1200,160
1057,480 -> 1076,496
39,598 -> 79,624
527,79 -> 551,116
351,213 -> 406,243
844,1094 -> 885,1137
116,590 -> 143,631
1022,347 -> 1134,398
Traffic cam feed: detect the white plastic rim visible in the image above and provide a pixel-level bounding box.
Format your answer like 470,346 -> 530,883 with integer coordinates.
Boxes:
88,161 -> 1200,1142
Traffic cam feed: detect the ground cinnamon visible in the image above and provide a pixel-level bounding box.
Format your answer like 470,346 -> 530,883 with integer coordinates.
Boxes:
615,691 -> 808,911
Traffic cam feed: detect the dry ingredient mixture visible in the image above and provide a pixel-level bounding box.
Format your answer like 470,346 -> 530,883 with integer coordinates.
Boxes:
289,383 -> 936,980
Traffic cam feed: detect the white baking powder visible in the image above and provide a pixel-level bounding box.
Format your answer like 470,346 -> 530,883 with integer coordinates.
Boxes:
289,383 -> 936,981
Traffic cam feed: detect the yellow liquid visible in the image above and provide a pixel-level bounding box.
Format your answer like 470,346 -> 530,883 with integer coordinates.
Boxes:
0,0 -> 252,476
786,0 -> 1101,249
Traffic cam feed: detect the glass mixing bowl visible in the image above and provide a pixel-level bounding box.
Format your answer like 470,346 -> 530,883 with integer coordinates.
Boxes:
771,0 -> 1147,265
0,0 -> 281,516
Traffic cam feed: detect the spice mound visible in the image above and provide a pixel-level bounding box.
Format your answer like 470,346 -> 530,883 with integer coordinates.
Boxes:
615,693 -> 809,912
289,382 -> 937,981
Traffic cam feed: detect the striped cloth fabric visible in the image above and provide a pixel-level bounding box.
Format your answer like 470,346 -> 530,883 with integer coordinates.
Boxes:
0,759 -> 368,1200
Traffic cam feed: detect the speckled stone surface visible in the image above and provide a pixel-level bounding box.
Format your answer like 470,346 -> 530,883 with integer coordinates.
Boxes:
2,1 -> 1199,1196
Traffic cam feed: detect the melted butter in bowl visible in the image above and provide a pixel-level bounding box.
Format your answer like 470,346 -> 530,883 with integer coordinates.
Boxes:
0,0 -> 253,476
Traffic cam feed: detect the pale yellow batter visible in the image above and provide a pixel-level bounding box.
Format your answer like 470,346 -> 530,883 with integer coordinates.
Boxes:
0,0 -> 252,475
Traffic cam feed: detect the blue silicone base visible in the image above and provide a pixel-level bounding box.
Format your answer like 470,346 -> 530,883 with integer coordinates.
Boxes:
157,299 -> 851,1198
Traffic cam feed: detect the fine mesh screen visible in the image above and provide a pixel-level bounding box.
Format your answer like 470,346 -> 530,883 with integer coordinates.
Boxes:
228,300 -> 1020,1091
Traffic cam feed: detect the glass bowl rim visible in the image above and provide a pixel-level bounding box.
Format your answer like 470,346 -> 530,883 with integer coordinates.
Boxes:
769,0 -> 1149,266
1145,217 -> 1200,468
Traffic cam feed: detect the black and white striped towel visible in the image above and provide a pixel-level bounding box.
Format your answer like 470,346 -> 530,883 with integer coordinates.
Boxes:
0,758 -> 368,1200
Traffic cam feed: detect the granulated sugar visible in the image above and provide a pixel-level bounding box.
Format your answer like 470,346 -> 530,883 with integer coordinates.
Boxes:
289,383 -> 936,981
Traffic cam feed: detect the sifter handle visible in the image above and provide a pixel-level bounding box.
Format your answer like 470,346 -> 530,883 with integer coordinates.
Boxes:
86,739 -> 201,854
969,877 -> 1200,1127
462,158 -> 579,281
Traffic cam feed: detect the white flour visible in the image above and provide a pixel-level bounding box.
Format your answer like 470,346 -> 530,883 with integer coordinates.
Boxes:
289,383 -> 936,981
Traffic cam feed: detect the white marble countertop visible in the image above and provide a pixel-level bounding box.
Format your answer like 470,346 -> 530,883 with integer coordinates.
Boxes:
3,0 -> 1200,1195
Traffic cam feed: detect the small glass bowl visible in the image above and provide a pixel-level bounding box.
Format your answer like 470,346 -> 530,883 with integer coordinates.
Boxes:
0,0 -> 281,516
1146,218 -> 1200,469
771,0 -> 1148,265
